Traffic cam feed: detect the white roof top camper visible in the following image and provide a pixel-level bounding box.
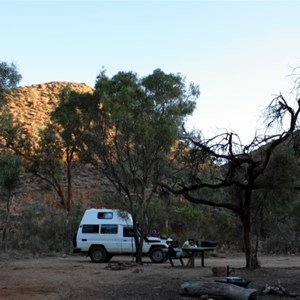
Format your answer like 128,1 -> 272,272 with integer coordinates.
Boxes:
80,208 -> 133,226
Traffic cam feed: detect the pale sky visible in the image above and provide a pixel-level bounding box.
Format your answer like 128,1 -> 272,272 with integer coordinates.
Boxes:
1,0 -> 300,143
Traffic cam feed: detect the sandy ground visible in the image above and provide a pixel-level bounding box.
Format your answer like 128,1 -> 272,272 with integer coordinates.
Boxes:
0,253 -> 299,300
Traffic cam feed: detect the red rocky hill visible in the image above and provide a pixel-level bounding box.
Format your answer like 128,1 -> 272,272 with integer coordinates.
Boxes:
2,82 -> 113,212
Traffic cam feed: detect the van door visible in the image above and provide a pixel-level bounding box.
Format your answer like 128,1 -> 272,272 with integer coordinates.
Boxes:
77,224 -> 100,251
99,224 -> 122,252
121,226 -> 136,253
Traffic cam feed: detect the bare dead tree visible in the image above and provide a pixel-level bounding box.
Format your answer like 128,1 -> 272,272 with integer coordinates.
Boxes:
161,95 -> 300,268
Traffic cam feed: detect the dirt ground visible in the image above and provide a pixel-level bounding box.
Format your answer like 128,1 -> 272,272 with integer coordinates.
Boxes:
0,252 -> 299,300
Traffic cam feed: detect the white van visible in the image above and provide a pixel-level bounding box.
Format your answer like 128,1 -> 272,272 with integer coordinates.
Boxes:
73,208 -> 169,263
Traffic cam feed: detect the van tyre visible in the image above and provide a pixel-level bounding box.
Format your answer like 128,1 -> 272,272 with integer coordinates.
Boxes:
90,247 -> 107,263
150,247 -> 164,263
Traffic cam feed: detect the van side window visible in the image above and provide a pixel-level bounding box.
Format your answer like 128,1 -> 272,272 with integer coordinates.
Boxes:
82,224 -> 99,233
101,224 -> 118,234
123,227 -> 134,237
98,212 -> 113,219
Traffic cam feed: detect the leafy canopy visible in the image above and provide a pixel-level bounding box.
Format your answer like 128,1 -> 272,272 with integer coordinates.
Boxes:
93,68 -> 199,155
0,61 -> 22,103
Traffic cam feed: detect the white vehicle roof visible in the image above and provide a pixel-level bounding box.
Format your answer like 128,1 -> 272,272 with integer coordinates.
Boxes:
80,208 -> 133,225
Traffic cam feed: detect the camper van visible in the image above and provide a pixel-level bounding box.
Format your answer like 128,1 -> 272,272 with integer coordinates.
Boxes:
73,208 -> 169,263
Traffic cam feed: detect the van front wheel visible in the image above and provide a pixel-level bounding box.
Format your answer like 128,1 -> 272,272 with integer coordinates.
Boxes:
150,247 -> 164,263
90,247 -> 107,263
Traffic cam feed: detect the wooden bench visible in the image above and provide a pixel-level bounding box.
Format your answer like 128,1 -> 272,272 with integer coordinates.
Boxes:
162,248 -> 187,267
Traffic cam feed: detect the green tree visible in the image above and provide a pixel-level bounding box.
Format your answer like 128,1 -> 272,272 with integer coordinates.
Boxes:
0,61 -> 22,105
80,69 -> 199,262
7,86 -> 92,213
0,151 -> 22,248
0,106 -> 67,210
30,124 -> 66,206
25,88 -> 94,252
0,61 -> 24,152
48,87 -> 93,212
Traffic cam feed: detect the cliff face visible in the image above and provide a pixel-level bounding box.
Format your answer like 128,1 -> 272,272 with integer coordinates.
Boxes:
6,81 -> 93,138
2,82 -> 112,212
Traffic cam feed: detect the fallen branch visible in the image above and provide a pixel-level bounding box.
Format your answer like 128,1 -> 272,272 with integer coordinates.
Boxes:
181,280 -> 257,300
261,281 -> 298,298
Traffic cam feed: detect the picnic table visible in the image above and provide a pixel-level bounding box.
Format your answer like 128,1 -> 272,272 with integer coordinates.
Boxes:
182,246 -> 216,267
163,246 -> 216,267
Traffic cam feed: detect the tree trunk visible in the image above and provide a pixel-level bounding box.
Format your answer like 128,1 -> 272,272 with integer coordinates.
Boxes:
2,190 -> 13,247
67,159 -> 72,212
136,233 -> 144,263
66,149 -> 74,212
133,219 -> 143,263
181,281 -> 257,300
242,188 -> 259,268
242,208 -> 252,268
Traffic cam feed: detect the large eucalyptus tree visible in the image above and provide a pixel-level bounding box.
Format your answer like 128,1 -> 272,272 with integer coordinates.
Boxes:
79,69 -> 199,262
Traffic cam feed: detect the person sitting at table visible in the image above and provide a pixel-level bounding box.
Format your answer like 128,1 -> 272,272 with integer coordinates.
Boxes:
182,238 -> 196,266
182,238 -> 196,248
166,238 -> 176,257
